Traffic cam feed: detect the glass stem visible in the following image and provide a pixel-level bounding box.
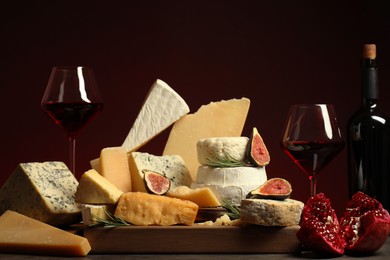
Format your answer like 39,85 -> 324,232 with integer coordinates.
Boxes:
68,135 -> 76,176
310,174 -> 317,197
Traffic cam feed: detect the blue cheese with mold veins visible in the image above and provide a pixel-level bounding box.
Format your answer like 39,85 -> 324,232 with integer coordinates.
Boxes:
0,162 -> 81,226
128,152 -> 192,192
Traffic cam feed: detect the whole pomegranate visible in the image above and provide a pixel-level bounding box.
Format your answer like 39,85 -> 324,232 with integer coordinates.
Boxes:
340,191 -> 390,254
297,192 -> 390,256
296,193 -> 346,255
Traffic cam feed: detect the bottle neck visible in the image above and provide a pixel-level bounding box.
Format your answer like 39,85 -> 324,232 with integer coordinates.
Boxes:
361,58 -> 379,108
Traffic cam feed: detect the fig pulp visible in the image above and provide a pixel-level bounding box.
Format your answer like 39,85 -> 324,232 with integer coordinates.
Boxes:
246,127 -> 270,166
247,178 -> 292,200
340,191 -> 390,254
143,170 -> 171,195
297,193 -> 346,255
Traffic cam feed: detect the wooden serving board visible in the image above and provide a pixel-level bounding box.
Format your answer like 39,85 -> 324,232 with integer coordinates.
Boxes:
83,225 -> 301,254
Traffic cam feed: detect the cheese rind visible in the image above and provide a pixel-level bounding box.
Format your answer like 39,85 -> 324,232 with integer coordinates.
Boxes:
196,166 -> 267,186
75,169 -> 124,204
0,210 -> 91,256
197,137 -> 249,166
191,183 -> 260,205
99,147 -> 132,192
122,79 -> 190,152
128,152 -> 192,192
240,198 -> 304,227
163,98 -> 250,180
0,162 -> 80,226
166,186 -> 221,207
115,192 -> 198,226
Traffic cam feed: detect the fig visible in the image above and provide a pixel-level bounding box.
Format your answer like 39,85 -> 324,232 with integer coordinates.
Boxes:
340,191 -> 390,255
297,193 -> 346,255
246,127 -> 270,166
143,170 -> 171,195
247,178 -> 292,200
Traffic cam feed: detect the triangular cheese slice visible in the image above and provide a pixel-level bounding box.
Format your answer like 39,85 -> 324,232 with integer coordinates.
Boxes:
75,169 -> 124,204
122,79 -> 190,152
0,210 -> 91,256
163,98 -> 250,180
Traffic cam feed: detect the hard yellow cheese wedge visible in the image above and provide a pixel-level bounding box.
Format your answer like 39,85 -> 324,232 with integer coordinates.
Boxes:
163,98 -> 250,180
115,192 -> 198,226
0,210 -> 91,256
167,186 -> 221,207
75,169 -> 124,204
99,147 -> 132,192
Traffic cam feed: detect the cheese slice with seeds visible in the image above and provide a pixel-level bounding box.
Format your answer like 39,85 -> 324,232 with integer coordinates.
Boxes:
163,98 -> 250,180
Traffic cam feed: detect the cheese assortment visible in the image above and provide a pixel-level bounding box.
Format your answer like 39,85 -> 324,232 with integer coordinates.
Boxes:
0,210 -> 91,256
191,137 -> 268,205
0,162 -> 80,226
163,98 -> 250,180
128,151 -> 192,192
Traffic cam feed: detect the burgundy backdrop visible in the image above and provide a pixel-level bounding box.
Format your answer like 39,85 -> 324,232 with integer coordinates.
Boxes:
1,1 -> 389,215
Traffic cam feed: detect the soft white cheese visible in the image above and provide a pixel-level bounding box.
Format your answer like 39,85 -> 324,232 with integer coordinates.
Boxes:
0,162 -> 80,226
197,137 -> 249,166
196,166 -> 267,185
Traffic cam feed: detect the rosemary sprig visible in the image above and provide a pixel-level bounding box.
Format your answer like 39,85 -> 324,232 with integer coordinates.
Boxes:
206,153 -> 250,168
89,209 -> 130,227
222,199 -> 241,220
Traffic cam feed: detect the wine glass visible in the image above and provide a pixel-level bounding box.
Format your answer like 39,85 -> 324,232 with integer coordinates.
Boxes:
280,104 -> 344,197
41,66 -> 103,177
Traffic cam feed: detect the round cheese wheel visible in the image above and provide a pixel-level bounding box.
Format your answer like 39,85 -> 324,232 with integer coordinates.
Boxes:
197,137 -> 249,166
196,166 -> 267,185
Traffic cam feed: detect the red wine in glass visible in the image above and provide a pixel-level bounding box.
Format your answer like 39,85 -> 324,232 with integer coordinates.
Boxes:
41,66 -> 103,177
281,104 -> 344,197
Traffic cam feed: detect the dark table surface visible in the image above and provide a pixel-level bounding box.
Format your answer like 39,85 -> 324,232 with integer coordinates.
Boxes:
1,236 -> 389,260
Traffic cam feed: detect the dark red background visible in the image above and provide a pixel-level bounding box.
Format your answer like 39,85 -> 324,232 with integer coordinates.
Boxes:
1,1 -> 390,216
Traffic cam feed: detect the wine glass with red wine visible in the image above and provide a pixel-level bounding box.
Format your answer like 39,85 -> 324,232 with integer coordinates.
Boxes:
41,66 -> 103,177
281,104 -> 344,197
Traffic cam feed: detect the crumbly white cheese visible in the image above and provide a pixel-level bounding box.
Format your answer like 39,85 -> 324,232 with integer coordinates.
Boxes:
0,162 -> 80,226
122,79 -> 190,152
190,183 -> 259,205
129,152 -> 192,192
240,198 -> 304,227
196,166 -> 267,185
197,137 -> 249,166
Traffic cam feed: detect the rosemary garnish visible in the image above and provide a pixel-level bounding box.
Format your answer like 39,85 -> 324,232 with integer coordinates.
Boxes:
222,199 -> 241,220
206,153 -> 250,168
89,209 -> 130,227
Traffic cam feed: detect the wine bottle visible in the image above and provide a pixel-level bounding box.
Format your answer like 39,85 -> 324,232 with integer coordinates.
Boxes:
347,44 -> 390,210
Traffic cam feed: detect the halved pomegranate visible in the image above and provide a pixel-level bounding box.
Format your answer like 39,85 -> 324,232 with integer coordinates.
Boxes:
297,193 -> 346,255
340,191 -> 390,254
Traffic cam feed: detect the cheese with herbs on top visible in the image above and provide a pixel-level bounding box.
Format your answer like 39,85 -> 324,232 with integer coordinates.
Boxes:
0,210 -> 91,256
81,204 -> 116,226
166,186 -> 221,207
128,152 -> 192,192
240,198 -> 304,227
163,98 -> 250,180
99,147 -> 132,192
197,137 -> 249,166
75,169 -> 124,205
115,192 -> 198,226
0,162 -> 80,226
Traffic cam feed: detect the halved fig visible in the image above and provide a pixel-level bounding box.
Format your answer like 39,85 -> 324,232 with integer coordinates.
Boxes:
340,191 -> 390,255
143,170 -> 171,195
246,127 -> 270,166
247,178 -> 292,200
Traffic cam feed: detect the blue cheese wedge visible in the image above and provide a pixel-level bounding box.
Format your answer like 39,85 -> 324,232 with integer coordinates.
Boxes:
0,162 -> 80,226
128,152 -> 192,192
